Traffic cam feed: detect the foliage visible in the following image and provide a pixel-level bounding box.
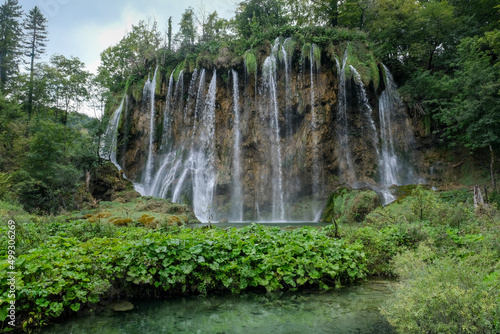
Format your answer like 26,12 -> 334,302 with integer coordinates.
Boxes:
381,252 -> 500,333
97,20 -> 161,92
48,54 -> 91,124
345,42 -> 379,88
175,7 -> 197,51
321,188 -> 380,224
0,222 -> 367,329
234,0 -> 289,40
0,0 -> 23,93
22,5 -> 48,118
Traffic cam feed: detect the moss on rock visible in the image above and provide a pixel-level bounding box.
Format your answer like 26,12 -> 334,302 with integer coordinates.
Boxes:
321,187 -> 381,224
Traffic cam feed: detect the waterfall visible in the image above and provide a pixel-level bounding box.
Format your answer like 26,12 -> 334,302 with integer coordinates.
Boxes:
193,69 -> 206,137
282,38 -> 293,137
378,65 -> 416,204
336,47 -> 355,181
184,68 -> 198,125
310,45 -> 321,194
231,69 -> 243,221
101,97 -> 124,170
143,66 -> 159,193
192,70 -> 217,221
263,41 -> 285,221
162,72 -> 174,148
350,65 -> 380,157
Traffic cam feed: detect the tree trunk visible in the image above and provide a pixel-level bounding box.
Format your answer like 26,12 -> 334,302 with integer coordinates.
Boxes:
490,144 -> 497,191
474,185 -> 485,211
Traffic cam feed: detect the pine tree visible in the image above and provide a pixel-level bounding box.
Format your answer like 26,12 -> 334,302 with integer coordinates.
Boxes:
23,6 -> 48,118
0,0 -> 23,93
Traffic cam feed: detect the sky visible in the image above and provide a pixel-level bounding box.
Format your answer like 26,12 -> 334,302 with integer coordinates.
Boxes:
21,0 -> 238,74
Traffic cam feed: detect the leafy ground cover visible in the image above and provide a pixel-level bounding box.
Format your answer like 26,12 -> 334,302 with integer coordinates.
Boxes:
0,203 -> 366,330
1,186 -> 499,333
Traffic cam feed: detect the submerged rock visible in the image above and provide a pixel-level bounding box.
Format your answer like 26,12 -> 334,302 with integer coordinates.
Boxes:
107,301 -> 134,312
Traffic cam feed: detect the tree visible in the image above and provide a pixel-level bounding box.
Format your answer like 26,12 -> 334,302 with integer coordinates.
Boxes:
234,0 -> 288,39
98,19 -> 161,91
338,0 -> 373,29
314,0 -> 339,27
369,0 -> 458,77
175,7 -> 196,50
49,54 -> 90,125
23,6 -> 48,119
436,31 -> 500,189
168,16 -> 172,51
0,0 -> 23,93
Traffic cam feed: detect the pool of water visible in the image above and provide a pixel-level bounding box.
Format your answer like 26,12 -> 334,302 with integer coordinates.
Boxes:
39,280 -> 395,334
190,221 -> 331,229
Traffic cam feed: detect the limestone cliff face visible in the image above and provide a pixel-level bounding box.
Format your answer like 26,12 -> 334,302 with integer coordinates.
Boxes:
112,41 -> 422,222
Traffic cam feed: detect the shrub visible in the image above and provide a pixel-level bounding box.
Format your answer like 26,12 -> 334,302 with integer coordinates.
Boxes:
381,253 -> 500,334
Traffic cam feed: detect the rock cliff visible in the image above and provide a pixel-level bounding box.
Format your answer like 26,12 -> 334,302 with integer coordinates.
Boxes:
108,40 -> 423,222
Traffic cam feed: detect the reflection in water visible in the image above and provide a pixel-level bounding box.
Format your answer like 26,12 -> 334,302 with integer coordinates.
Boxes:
40,281 -> 395,334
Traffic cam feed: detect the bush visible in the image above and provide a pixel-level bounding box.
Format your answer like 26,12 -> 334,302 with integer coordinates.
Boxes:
381,252 -> 500,334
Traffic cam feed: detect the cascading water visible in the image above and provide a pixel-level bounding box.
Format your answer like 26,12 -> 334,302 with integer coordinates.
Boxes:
336,47 -> 355,182
193,69 -> 206,136
143,66 -> 159,193
184,68 -> 198,125
230,69 -> 244,221
282,38 -> 293,137
378,65 -> 417,203
262,41 -> 285,221
350,65 -> 380,157
162,72 -> 174,148
101,97 -> 124,170
191,70 -> 217,221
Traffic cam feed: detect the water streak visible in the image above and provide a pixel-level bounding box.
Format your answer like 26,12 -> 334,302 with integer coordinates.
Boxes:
231,69 -> 243,221
143,66 -> 159,193
101,97 -> 124,171
336,47 -> 355,181
262,42 -> 285,221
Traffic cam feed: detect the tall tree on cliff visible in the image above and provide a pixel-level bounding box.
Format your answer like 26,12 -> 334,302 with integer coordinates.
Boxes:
0,0 -> 23,93
23,6 -> 48,119
176,7 -> 196,51
234,0 -> 288,39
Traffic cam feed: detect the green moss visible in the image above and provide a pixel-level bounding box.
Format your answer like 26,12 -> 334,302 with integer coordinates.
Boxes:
185,54 -> 197,73
283,38 -> 296,59
244,50 -> 257,75
302,43 -> 311,60
131,76 -> 146,101
313,44 -> 321,67
321,188 -> 380,224
173,61 -> 185,82
346,42 -> 380,90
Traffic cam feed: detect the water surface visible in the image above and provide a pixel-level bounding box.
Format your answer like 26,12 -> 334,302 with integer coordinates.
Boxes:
40,280 -> 395,334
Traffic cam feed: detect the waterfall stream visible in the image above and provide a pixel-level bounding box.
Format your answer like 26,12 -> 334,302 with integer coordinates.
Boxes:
231,69 -> 244,221
336,47 -> 355,182
143,66 -> 159,193
263,40 -> 285,221
101,97 -> 124,171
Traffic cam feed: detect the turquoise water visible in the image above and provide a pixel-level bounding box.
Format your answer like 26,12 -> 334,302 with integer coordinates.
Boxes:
40,281 -> 395,334
190,221 -> 331,229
